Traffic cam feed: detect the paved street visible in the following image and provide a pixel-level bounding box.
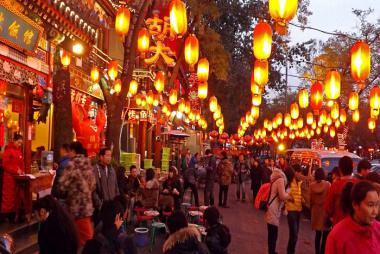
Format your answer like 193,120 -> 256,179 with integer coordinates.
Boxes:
140,184 -> 315,254
221,184 -> 314,254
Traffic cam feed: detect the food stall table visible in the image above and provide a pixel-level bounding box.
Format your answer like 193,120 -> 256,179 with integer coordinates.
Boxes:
14,172 -> 53,221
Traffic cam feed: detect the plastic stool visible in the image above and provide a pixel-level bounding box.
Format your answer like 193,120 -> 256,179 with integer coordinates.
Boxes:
181,202 -> 191,215
150,222 -> 167,252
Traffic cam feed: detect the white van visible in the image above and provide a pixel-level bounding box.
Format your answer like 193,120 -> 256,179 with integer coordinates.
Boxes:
286,148 -> 361,174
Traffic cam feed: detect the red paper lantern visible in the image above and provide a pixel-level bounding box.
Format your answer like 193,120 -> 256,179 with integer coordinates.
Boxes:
115,7 -> 131,36
310,81 -> 323,112
253,21 -> 273,60
209,130 -> 219,138
244,135 -> 252,143
233,134 -> 240,142
221,132 -> 229,140
184,34 -> 199,70
351,41 -> 370,89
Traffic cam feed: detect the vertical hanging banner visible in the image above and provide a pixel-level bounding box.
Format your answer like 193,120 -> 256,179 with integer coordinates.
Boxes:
188,73 -> 200,111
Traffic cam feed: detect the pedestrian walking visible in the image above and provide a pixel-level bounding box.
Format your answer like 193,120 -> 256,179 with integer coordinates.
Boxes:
285,166 -> 303,254
183,153 -> 200,207
35,195 -> 79,254
354,159 -> 371,180
265,167 -> 292,254
162,210 -> 209,254
217,151 -> 233,208
234,154 -> 250,202
204,149 -> 217,206
51,144 -> 71,199
93,148 -> 120,225
250,158 -> 262,201
310,168 -> 331,254
324,156 -> 358,226
204,206 -> 231,254
59,141 -> 96,247
325,181 -> 380,254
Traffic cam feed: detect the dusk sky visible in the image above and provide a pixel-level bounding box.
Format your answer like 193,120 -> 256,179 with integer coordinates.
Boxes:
268,0 -> 379,99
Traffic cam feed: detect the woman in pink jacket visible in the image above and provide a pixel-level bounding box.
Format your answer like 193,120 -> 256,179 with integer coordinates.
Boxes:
325,181 -> 380,254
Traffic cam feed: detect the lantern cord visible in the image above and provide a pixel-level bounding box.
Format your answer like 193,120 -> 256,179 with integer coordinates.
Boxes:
288,22 -> 361,41
281,72 -> 376,88
284,58 -> 347,70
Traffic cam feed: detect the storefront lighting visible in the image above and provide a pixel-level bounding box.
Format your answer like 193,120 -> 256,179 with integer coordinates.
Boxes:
72,42 -> 84,55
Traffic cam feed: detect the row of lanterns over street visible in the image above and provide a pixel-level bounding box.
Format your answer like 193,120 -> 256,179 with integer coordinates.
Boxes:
234,0 -> 377,144
58,0 -> 221,131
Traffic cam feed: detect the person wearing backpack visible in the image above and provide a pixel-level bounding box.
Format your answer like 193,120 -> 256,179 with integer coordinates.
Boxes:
204,206 -> 231,254
265,167 -> 293,254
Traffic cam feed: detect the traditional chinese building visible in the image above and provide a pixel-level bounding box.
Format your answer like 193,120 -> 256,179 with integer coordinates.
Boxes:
0,0 -> 51,172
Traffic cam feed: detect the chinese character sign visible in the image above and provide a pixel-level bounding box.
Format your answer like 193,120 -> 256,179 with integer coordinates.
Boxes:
0,4 -> 43,55
144,14 -> 176,67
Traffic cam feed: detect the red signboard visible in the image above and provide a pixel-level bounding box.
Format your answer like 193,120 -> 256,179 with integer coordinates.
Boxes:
12,99 -> 23,113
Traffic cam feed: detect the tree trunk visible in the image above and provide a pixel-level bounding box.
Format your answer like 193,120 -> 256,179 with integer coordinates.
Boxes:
105,98 -> 123,162
100,0 -> 153,162
53,67 -> 73,161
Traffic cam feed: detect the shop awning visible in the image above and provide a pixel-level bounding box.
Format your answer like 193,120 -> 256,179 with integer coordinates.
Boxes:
161,130 -> 190,138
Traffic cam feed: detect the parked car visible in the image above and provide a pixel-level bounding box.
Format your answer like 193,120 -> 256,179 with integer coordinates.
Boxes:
286,148 -> 362,174
371,164 -> 380,173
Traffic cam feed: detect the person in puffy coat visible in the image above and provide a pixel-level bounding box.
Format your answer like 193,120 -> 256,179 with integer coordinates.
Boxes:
59,142 -> 96,247
1,134 -> 24,222
265,167 -> 292,254
163,210 -> 209,254
310,168 -> 331,254
204,207 -> 231,254
217,151 -> 233,208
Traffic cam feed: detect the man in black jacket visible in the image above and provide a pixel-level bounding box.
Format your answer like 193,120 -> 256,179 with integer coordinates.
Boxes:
204,206 -> 231,254
93,148 -> 119,224
204,149 -> 217,206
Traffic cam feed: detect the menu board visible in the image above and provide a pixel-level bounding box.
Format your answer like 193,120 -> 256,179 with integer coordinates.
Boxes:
161,147 -> 170,172
120,152 -> 140,175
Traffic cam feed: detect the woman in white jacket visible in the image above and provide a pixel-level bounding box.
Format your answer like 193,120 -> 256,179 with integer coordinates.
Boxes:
265,167 -> 293,254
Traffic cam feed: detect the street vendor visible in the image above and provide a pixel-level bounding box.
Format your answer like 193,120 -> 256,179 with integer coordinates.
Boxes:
1,134 -> 24,223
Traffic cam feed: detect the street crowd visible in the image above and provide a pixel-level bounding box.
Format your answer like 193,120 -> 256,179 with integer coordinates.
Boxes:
0,138 -> 380,254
